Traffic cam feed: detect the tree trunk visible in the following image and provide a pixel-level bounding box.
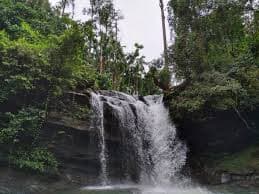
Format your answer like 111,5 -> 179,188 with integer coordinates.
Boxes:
159,0 -> 168,67
61,0 -> 67,16
99,48 -> 104,74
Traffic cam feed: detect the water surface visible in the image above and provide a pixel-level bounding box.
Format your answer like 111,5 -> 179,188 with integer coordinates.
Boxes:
53,184 -> 258,194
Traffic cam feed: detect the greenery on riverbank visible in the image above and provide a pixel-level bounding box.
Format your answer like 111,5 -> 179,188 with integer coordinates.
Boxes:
167,1 -> 259,121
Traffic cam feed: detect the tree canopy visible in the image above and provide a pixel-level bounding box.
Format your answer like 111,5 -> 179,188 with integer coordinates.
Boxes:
0,0 -> 160,173
167,0 -> 259,121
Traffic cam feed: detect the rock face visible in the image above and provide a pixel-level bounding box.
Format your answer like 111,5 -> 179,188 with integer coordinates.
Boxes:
178,108 -> 259,186
0,166 -> 81,194
41,122 -> 101,185
193,168 -> 259,186
0,91 -> 131,191
40,92 -> 100,185
178,109 -> 258,154
1,90 -> 258,189
40,91 -> 138,185
41,90 -> 187,186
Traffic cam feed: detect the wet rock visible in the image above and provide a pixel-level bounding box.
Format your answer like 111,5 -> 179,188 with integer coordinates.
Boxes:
27,184 -> 47,193
179,109 -> 257,154
48,112 -> 91,131
98,90 -> 137,103
0,186 -> 10,194
221,173 -> 231,184
39,91 -> 133,185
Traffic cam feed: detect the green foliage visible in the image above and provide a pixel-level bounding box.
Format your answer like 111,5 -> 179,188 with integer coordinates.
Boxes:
0,22 -> 99,105
0,0 -> 160,174
0,0 -> 65,39
168,0 -> 259,120
141,69 -> 161,96
83,2 -> 157,95
0,0 -> 96,174
168,72 -> 245,120
52,94 -> 91,120
96,73 -> 113,90
0,108 -> 44,146
0,31 -> 50,103
70,106 -> 91,120
0,108 -> 58,174
47,26 -> 98,94
10,148 -> 58,174
158,66 -> 171,90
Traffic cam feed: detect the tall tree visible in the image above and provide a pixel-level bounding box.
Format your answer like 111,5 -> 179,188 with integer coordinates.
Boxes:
59,0 -> 75,17
87,0 -> 123,74
166,0 -> 259,119
159,0 -> 169,67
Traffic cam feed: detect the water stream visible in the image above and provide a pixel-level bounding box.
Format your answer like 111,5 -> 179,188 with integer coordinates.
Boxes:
90,91 -> 187,186
90,93 -> 108,185
88,91 -> 212,194
57,185 -> 258,194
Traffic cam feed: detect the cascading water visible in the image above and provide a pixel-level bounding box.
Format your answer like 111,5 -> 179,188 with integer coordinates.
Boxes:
90,91 -> 187,186
87,91 -> 216,194
90,93 -> 108,185
141,95 -> 187,185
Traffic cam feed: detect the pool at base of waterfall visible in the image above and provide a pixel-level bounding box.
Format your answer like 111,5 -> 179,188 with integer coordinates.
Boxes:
1,183 -> 258,194
51,184 -> 258,194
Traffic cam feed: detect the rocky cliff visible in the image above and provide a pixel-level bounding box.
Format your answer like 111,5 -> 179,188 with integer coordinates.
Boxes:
1,91 -> 258,192
177,108 -> 259,186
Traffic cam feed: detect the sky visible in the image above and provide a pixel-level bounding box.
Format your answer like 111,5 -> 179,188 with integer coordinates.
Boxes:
49,0 -> 170,61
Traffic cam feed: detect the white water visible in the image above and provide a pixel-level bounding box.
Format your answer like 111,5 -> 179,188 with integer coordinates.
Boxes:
82,184 -> 213,194
89,91 -> 210,194
141,95 -> 187,185
90,93 -> 108,185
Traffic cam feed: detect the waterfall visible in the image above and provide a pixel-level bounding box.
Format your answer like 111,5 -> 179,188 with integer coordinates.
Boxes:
90,91 -> 187,186
90,93 -> 108,185
142,95 -> 187,185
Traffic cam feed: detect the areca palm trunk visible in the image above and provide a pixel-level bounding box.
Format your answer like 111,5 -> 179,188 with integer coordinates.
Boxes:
61,0 -> 67,16
159,0 -> 168,67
